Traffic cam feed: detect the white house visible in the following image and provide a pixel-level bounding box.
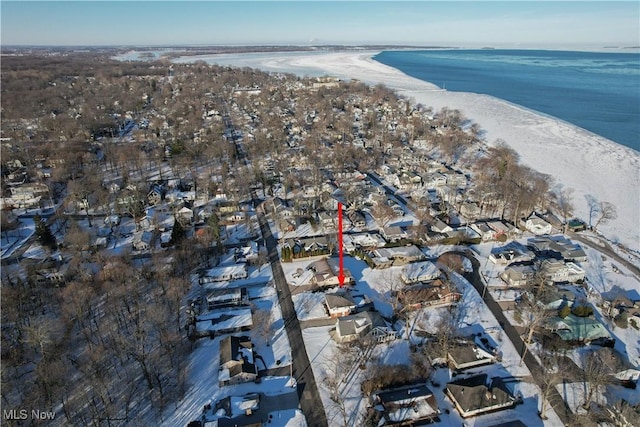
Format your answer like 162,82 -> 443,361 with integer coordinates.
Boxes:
199,264 -> 248,283
525,213 -> 553,235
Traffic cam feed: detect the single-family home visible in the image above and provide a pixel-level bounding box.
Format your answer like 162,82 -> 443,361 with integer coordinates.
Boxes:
348,211 -> 367,228
489,241 -> 535,265
470,222 -> 494,241
527,235 -> 587,263
381,226 -> 406,243
500,265 -> 535,287
460,202 -> 481,219
370,383 -> 440,426
176,206 -> 194,226
401,261 -> 442,284
132,230 -> 154,251
446,375 -> 518,418
317,211 -> 335,229
371,245 -> 425,268
219,336 -> 257,386
541,259 -> 586,283
398,280 -> 461,310
430,218 -> 453,234
199,264 -> 248,284
325,292 -> 357,318
310,257 -> 354,287
206,288 -> 248,310
193,308 -> 253,338
524,213 -> 553,235
545,314 -> 613,345
447,342 -> 496,371
334,311 -> 396,344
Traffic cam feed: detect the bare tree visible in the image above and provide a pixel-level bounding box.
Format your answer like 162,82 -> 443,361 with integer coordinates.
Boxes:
585,194 -> 599,228
536,350 -> 567,419
593,201 -> 617,232
580,351 -> 611,410
553,186 -> 574,233
321,344 -> 357,427
252,308 -> 274,347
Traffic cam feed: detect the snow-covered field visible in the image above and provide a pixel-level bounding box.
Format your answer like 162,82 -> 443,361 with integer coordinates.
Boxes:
173,50 -> 640,253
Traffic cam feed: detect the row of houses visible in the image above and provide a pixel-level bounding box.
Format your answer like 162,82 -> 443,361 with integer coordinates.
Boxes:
369,374 -> 518,425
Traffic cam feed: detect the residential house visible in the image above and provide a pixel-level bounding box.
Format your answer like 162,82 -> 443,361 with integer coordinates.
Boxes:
398,280 -> 461,310
500,265 -> 535,287
278,218 -> 296,232
193,308 -> 253,338
371,245 -> 425,268
348,210 -> 367,228
343,232 -> 386,253
538,288 -> 577,310
447,342 -> 496,371
486,220 -> 515,240
381,226 -> 406,243
401,261 -> 442,284
311,257 -> 354,287
2,182 -> 50,209
219,336 -> 257,386
470,222 -> 494,242
443,170 -> 468,188
284,236 -> 330,258
430,218 -> 453,234
489,241 -> 535,265
199,264 -> 248,284
527,235 -> 587,262
132,230 -> 154,251
397,171 -> 423,191
325,292 -> 357,318
423,172 -> 447,189
460,202 -> 481,219
32,263 -> 70,287
206,288 -> 248,310
545,314 -> 613,345
541,259 -> 586,283
446,375 -> 517,418
334,311 -> 396,344
176,206 -> 194,226
370,383 -> 440,426
317,211 -> 335,229
524,213 -> 553,235
147,183 -> 166,206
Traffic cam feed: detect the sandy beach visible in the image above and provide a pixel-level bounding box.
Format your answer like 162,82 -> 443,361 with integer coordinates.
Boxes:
175,50 -> 640,252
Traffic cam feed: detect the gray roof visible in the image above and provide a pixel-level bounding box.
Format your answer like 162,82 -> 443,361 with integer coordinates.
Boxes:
325,292 -> 356,309
446,375 -> 515,415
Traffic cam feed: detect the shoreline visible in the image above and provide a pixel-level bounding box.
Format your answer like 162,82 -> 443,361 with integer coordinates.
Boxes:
167,50 -> 639,252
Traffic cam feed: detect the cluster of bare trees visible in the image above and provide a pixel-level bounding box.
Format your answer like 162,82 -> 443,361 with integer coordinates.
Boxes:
1,254 -> 192,425
474,142 -> 552,222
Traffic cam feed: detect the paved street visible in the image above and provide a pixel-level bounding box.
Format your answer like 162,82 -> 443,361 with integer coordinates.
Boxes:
460,251 -> 573,425
257,213 -> 329,427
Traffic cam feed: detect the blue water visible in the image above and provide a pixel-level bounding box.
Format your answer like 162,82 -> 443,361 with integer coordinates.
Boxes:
373,49 -> 640,152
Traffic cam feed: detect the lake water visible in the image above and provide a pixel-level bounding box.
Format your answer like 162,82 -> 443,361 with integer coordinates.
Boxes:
373,49 -> 640,151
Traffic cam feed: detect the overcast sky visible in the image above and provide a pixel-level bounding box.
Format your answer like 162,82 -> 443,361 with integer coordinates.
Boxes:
2,1 -> 638,48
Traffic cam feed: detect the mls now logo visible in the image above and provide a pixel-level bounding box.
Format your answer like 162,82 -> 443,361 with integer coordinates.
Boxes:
3,409 -> 56,421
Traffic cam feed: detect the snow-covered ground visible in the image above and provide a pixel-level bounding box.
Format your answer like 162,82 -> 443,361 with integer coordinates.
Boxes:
292,292 -> 327,321
173,50 -> 640,253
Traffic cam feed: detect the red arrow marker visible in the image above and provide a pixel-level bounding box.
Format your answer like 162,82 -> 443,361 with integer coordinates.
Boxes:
337,202 -> 345,287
